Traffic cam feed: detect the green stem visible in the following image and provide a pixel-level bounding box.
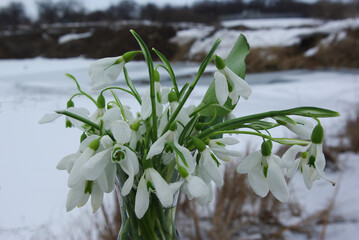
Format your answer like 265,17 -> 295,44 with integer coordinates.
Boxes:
65,73 -> 97,106
161,38 -> 221,135
56,110 -> 115,141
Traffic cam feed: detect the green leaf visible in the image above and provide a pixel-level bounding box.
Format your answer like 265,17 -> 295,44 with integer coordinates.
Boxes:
287,107 -> 340,118
272,116 -> 296,125
153,48 -> 179,97
245,121 -> 278,130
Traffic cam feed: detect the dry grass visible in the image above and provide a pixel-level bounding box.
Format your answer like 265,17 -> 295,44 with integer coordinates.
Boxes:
344,107 -> 359,152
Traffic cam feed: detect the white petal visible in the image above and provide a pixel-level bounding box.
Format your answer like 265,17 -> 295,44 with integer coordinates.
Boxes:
147,131 -> 171,159
38,112 -> 61,124
78,135 -> 99,152
97,170 -> 109,193
214,71 -> 229,106
200,150 -> 223,186
141,89 -> 152,119
211,137 -> 239,145
267,158 -> 289,202
187,175 -> 209,198
282,144 -> 310,168
104,162 -> 116,193
91,183 -> 104,213
66,183 -> 86,211
286,158 -> 301,178
147,168 -> 173,207
169,181 -> 184,194
66,107 -> 90,129
237,151 -> 262,174
174,140 -> 196,174
82,148 -> 112,180
57,152 -> 80,172
224,67 -> 252,100
68,148 -> 94,187
111,120 -> 131,144
248,168 -> 269,198
286,117 -> 314,140
101,107 -> 122,129
135,175 -> 149,219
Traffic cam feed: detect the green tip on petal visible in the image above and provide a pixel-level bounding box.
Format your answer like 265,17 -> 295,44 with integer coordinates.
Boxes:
261,141 -> 272,156
96,94 -> 106,109
178,165 -> 189,178
67,99 -> 74,108
192,138 -> 206,152
89,139 -> 100,151
122,51 -> 138,63
311,124 -> 324,144
84,181 -> 94,194
80,132 -> 87,143
65,120 -> 73,128
301,151 -> 308,159
214,55 -> 226,70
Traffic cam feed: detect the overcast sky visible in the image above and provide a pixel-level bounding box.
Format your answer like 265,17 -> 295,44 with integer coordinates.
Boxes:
0,0 -> 322,19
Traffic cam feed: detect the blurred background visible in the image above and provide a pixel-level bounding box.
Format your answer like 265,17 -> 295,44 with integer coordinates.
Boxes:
1,0 -> 359,239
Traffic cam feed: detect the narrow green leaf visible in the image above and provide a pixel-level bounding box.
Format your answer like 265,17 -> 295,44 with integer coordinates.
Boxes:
287,107 -> 340,118
123,66 -> 142,104
153,48 -> 179,97
272,116 -> 296,125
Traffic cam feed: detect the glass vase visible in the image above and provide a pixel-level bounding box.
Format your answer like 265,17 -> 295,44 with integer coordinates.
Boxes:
116,168 -> 180,240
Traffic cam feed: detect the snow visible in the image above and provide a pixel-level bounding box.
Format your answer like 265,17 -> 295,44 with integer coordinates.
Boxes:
179,17 -> 359,58
58,32 -> 92,44
222,18 -> 322,29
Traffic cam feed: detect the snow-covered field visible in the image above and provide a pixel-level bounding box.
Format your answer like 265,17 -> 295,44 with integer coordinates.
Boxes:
170,17 -> 359,59
0,57 -> 358,239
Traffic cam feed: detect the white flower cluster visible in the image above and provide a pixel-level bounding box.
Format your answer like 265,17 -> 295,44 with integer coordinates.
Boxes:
40,46 -> 335,220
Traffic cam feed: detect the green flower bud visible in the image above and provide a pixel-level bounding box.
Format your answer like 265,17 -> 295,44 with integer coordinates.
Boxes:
178,165 -> 189,178
154,69 -> 160,82
311,124 -> 324,144
122,51 -> 139,63
169,122 -> 177,131
192,138 -> 206,152
168,90 -> 178,103
96,94 -> 106,109
89,139 -> 100,151
261,141 -> 272,156
80,132 -> 87,143
67,99 -> 74,108
214,55 -> 226,70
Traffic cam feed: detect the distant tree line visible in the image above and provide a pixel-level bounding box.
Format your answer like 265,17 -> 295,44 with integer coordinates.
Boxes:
1,0 -> 359,29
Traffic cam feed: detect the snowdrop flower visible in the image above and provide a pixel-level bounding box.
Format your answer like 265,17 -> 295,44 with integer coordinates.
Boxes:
60,137 -> 114,213
89,51 -> 138,90
284,116 -> 315,140
39,107 -> 90,130
237,141 -> 289,202
208,137 -> 241,162
82,120 -> 138,196
177,166 -> 209,199
57,135 -> 99,173
66,178 -> 104,213
147,124 -> 195,173
135,168 -> 173,219
214,56 -> 252,106
193,138 -> 224,186
282,124 -> 335,189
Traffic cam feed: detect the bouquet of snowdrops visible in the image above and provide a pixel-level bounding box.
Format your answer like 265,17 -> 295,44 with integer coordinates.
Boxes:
40,30 -> 338,240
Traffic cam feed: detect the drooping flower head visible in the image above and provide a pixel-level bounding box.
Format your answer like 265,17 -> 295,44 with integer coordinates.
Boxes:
89,51 -> 139,90
214,55 -> 252,106
237,141 -> 289,202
